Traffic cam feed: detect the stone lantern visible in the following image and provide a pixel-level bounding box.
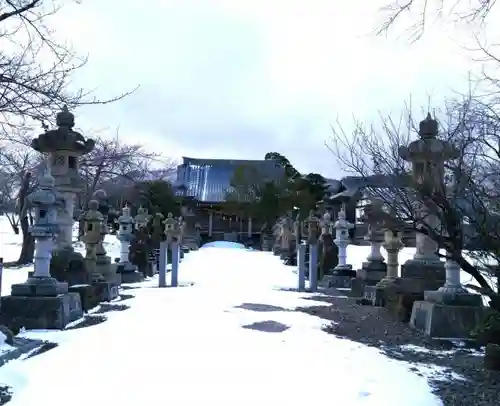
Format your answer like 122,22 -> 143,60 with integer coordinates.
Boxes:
117,205 -> 134,265
178,216 -> 186,246
194,220 -> 201,247
151,212 -> 165,268
91,190 -> 114,283
164,212 -> 177,246
0,170 -> 83,330
134,206 -> 151,230
293,213 -> 302,247
115,205 -> 144,283
272,219 -> 283,255
398,113 -> 457,282
81,199 -> 105,282
12,170 -> 66,295
31,106 -> 95,252
318,212 -> 337,280
302,210 -> 320,245
279,216 -> 293,262
333,209 -> 354,274
152,213 -> 165,243
351,199 -> 387,297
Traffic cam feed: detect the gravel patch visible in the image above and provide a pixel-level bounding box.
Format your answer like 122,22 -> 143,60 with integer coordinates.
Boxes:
296,288 -> 500,406
93,303 -> 130,314
0,386 -> 12,405
64,314 -> 107,330
117,293 -> 135,301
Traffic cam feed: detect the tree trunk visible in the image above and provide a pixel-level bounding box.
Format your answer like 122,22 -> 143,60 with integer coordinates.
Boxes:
17,216 -> 35,265
16,172 -> 35,265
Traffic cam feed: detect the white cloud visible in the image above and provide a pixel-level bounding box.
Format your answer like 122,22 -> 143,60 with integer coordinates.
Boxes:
50,0 -> 477,177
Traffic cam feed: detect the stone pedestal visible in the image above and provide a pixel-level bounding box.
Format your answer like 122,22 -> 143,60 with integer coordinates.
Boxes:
116,263 -> 144,283
11,277 -> 68,296
382,259 -> 446,321
410,295 -> 484,339
96,254 -> 118,284
409,257 -> 485,339
0,293 -> 82,331
94,280 -> 119,302
351,260 -> 387,298
0,277 -> 82,331
68,284 -> 101,312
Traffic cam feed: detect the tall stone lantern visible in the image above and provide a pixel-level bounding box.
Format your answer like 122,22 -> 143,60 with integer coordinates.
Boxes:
398,113 -> 459,290
31,106 -> 95,252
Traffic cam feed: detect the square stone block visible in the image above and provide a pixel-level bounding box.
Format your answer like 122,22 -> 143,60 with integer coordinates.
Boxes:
116,262 -> 137,273
68,284 -> 100,312
0,292 -> 83,331
11,277 -> 68,297
385,291 -> 424,322
356,268 -> 387,283
321,274 -> 353,289
350,277 -> 365,297
120,271 -> 144,283
424,290 -> 483,306
401,260 -> 445,281
363,285 -> 385,306
410,300 -> 485,339
94,281 -> 119,302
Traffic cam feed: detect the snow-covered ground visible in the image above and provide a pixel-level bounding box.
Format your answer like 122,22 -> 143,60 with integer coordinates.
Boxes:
0,241 -> 443,406
0,214 -> 494,405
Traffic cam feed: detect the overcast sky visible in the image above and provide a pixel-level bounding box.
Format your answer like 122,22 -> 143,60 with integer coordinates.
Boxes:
53,0 -> 480,178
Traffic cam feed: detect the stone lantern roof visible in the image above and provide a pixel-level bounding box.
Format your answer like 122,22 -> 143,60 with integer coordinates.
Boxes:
419,113 -> 439,139
398,113 -> 460,162
31,105 -> 95,154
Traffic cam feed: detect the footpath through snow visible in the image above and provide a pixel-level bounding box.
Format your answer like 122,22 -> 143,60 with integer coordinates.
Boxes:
0,246 -> 442,406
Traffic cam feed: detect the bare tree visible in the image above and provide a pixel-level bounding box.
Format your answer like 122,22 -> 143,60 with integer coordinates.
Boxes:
0,132 -> 41,234
377,0 -> 496,41
0,130 -> 44,265
0,0 -> 135,135
328,98 -> 500,308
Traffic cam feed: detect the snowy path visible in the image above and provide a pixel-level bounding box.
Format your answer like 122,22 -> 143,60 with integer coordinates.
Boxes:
1,247 -> 441,406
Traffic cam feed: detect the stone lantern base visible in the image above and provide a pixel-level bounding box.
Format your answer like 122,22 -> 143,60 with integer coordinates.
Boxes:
408,290 -> 484,339
351,260 -> 387,298
379,260 -> 447,321
116,262 -> 144,283
320,263 -> 356,289
49,247 -> 87,286
0,278 -> 82,332
96,253 -> 119,285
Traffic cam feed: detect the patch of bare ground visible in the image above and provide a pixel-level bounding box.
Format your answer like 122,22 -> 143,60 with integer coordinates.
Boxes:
296,288 -> 500,406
